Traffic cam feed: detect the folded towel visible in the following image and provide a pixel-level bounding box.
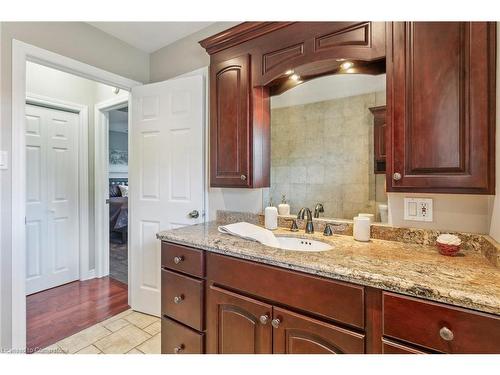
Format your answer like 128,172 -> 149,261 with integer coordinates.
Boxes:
218,222 -> 280,248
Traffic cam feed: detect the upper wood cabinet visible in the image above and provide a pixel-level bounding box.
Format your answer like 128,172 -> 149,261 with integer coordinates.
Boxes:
209,55 -> 253,187
386,22 -> 496,194
201,22 -> 386,188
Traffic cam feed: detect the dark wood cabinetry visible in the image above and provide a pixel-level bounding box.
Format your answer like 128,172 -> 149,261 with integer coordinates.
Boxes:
161,241 -> 500,354
206,286 -> 272,354
370,106 -> 387,174
386,22 -> 496,194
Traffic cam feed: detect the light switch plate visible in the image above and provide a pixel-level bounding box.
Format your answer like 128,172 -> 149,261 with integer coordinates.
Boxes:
0,151 -> 8,170
404,197 -> 433,222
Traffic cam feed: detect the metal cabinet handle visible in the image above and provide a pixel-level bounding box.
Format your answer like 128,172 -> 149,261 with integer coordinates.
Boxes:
173,295 -> 184,304
439,326 -> 454,341
188,210 -> 199,219
173,256 -> 184,264
271,318 -> 281,329
240,174 -> 247,181
259,314 -> 270,325
173,344 -> 184,354
393,172 -> 402,181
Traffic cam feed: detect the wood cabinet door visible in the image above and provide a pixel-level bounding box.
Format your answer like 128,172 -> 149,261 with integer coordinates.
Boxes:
370,106 -> 386,173
210,54 -> 251,187
272,307 -> 365,354
387,22 -> 495,194
206,285 -> 272,354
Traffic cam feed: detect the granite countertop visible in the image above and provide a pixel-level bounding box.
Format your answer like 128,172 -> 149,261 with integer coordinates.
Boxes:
157,222 -> 500,316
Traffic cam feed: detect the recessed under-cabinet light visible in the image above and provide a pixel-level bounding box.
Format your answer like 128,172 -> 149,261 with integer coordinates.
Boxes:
290,73 -> 301,81
340,61 -> 354,70
285,69 -> 294,75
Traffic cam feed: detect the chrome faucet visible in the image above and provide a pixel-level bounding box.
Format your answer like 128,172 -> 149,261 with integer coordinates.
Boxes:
314,203 -> 324,218
297,207 -> 314,234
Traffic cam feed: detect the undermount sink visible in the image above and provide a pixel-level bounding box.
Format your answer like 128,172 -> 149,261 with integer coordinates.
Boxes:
273,236 -> 333,252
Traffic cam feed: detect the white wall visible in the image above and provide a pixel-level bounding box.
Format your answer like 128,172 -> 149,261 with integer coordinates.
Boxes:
489,24 -> 500,241
0,21 -> 147,349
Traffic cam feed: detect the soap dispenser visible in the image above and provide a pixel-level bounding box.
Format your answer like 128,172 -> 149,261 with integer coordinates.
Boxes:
264,199 -> 278,230
278,194 -> 290,216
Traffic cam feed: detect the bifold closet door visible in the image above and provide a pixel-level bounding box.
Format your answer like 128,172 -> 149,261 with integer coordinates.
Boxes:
25,104 -> 80,295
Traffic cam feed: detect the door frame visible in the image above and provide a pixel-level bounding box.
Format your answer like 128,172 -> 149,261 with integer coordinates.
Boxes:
11,39 -> 141,349
94,95 -> 130,284
25,92 -> 91,284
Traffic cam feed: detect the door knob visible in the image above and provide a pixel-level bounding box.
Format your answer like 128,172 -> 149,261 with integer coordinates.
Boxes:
271,318 -> 281,329
393,172 -> 402,181
259,314 -> 270,325
240,174 -> 247,181
188,210 -> 199,219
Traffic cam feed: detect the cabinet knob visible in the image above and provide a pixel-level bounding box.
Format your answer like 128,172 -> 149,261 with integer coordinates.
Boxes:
240,174 -> 247,181
173,256 -> 184,264
439,326 -> 454,341
173,295 -> 184,304
271,318 -> 281,329
173,344 -> 184,354
393,172 -> 402,181
259,314 -> 270,325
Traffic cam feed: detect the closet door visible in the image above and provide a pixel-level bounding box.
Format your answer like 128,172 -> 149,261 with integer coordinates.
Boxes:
25,104 -> 80,294
387,22 -> 495,194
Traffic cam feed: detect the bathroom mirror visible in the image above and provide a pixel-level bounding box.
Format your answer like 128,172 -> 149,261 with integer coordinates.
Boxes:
263,73 -> 388,222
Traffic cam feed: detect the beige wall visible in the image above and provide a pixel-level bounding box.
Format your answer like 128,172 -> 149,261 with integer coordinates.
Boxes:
267,92 -> 386,220
0,21 -> 148,349
150,22 -> 238,82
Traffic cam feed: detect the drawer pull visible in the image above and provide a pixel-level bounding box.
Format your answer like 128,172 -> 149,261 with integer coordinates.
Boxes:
271,318 -> 281,329
259,314 -> 270,325
439,326 -> 454,341
173,295 -> 184,304
173,344 -> 184,354
173,256 -> 184,264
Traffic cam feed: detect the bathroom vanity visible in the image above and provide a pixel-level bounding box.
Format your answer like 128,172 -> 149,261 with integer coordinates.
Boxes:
157,222 -> 500,354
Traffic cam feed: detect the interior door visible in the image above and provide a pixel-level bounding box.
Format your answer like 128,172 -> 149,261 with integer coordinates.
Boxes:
25,104 -> 80,295
206,286 -> 272,354
130,74 -> 205,315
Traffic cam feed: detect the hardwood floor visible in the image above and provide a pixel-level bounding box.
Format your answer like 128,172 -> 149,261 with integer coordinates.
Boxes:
27,277 -> 129,352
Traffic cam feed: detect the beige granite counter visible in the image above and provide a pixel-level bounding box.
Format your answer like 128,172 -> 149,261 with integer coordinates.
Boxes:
157,222 -> 500,316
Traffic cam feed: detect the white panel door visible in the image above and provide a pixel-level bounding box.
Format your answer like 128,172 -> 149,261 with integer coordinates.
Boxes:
25,104 -> 79,295
130,74 -> 204,315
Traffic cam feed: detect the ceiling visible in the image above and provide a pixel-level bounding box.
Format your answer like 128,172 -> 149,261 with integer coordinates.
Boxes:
88,22 -> 214,53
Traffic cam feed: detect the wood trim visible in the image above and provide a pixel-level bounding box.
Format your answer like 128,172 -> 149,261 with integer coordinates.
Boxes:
199,22 -> 295,55
364,287 -> 382,354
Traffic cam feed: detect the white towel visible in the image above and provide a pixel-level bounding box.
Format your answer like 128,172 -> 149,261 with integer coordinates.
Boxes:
218,222 -> 280,248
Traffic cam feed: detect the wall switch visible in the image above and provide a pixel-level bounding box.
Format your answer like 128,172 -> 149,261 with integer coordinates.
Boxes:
0,151 -> 8,170
404,197 -> 433,222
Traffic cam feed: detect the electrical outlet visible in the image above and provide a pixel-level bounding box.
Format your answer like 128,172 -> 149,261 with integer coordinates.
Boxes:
404,198 -> 433,222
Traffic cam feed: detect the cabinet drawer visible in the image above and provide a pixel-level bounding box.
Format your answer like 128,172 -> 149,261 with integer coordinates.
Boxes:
382,339 -> 427,354
162,269 -> 204,330
161,242 -> 205,278
161,317 -> 204,354
383,292 -> 500,353
207,253 -> 364,329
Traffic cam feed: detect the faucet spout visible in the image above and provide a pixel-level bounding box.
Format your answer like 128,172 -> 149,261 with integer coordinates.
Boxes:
297,207 -> 314,234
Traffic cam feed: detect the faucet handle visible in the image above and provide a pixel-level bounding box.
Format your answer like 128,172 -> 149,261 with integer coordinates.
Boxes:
323,223 -> 333,236
286,218 -> 299,232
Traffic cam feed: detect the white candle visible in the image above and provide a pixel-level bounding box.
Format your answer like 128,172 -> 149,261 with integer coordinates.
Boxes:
353,216 -> 371,242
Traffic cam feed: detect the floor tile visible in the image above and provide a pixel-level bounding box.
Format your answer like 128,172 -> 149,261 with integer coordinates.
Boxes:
126,348 -> 144,354
143,321 -> 161,336
124,311 -> 159,329
137,333 -> 161,354
94,324 -> 151,354
103,318 -> 130,332
76,345 -> 102,354
57,324 -> 111,354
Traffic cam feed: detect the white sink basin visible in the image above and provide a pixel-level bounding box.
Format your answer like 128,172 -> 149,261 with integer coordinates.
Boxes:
274,236 -> 333,252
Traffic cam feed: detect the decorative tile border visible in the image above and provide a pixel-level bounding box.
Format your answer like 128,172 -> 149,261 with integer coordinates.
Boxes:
215,210 -> 499,267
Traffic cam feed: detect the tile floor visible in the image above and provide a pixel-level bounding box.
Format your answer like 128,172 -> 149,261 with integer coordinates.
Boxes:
36,309 -> 160,354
